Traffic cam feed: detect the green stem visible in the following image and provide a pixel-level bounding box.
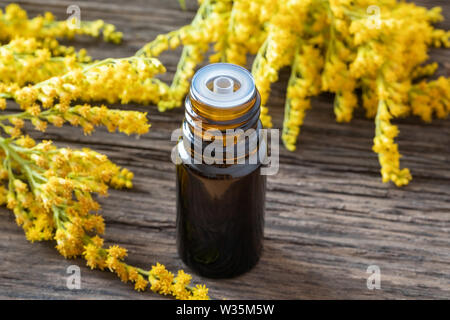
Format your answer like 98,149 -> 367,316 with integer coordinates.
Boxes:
251,37 -> 269,74
0,137 -> 47,189
137,268 -> 149,276
135,0 -> 211,57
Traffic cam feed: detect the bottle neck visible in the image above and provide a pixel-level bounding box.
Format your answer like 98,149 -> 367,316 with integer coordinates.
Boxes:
181,89 -> 263,165
186,89 -> 261,130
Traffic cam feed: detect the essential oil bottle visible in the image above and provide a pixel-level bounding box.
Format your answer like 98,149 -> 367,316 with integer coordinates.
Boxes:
175,63 -> 267,278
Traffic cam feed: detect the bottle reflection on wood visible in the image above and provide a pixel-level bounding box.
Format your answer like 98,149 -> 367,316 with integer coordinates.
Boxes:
175,63 -> 267,278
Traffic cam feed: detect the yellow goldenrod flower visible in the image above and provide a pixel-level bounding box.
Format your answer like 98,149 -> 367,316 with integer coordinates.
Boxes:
0,4 -> 122,44
1,0 -> 448,301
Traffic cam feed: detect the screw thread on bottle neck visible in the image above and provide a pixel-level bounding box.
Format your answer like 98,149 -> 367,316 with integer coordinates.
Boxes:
181,63 -> 263,165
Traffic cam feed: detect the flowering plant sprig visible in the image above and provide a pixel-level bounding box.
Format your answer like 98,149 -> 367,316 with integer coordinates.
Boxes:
136,0 -> 449,186
5,0 -> 446,299
0,4 -> 122,44
0,2 -> 121,97
0,98 -> 209,298
0,135 -> 208,299
2,1 -> 449,187
0,37 -> 89,90
13,56 -> 170,110
0,3 -> 209,299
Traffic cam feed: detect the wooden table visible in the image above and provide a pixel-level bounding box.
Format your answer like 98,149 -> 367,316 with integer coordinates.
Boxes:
0,0 -> 449,300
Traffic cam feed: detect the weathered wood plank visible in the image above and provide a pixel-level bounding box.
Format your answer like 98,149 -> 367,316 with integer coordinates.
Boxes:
0,0 -> 449,299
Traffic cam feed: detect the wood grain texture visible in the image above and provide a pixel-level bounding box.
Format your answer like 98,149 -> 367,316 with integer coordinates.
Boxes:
0,0 -> 449,300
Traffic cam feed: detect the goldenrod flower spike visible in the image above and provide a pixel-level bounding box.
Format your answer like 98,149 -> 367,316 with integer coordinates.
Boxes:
282,44 -> 323,151
373,98 -> 412,187
0,4 -> 123,98
0,38 -> 88,90
0,4 -> 122,44
409,77 -> 450,122
12,56 -> 169,110
0,135 -> 209,299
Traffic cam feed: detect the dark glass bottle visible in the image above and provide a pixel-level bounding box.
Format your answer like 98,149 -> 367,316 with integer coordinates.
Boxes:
175,63 -> 267,278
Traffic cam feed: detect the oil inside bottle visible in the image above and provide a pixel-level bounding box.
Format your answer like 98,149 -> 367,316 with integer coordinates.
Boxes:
175,63 -> 267,278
